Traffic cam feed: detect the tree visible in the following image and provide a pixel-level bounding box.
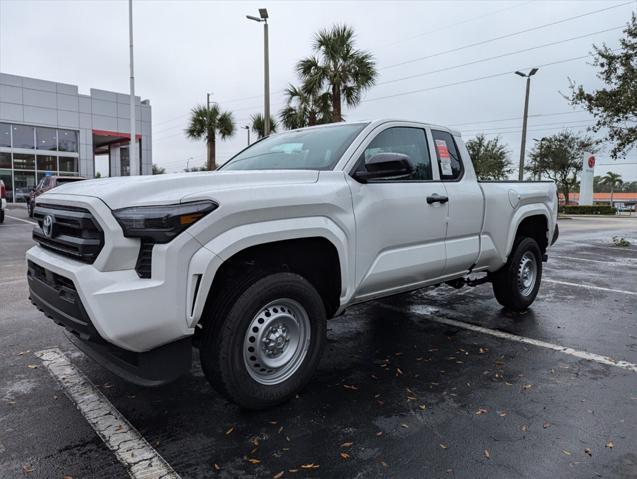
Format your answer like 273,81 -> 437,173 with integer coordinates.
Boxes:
568,14 -> 637,159
600,171 -> 623,205
279,84 -> 333,129
185,104 -> 235,170
152,164 -> 166,175
526,130 -> 597,204
465,134 -> 512,180
184,165 -> 208,172
250,113 -> 278,139
297,24 -> 376,123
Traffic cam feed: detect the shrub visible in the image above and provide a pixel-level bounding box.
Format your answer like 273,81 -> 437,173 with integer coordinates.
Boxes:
559,205 -> 617,215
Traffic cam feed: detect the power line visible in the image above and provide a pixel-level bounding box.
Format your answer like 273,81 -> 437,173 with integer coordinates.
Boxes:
380,0 -> 632,70
362,54 -> 591,104
447,110 -> 587,127
377,26 -> 623,87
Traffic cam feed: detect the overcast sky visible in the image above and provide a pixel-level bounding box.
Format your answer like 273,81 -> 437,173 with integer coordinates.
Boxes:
1,0 -> 636,180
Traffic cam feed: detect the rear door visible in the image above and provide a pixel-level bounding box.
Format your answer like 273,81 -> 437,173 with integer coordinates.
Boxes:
347,125 -> 449,300
430,129 -> 484,276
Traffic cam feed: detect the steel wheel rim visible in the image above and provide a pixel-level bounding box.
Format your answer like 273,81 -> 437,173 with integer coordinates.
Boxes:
517,251 -> 537,296
243,298 -> 311,385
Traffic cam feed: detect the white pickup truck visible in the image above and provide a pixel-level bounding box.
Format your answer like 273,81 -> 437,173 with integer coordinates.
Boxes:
27,120 -> 558,409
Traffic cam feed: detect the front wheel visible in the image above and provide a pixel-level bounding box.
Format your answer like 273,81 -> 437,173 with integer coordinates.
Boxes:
491,237 -> 542,311
200,272 -> 326,410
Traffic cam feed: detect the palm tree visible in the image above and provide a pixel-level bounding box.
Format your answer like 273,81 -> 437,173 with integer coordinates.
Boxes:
185,104 -> 235,170
250,113 -> 278,139
279,84 -> 332,129
297,24 -> 376,122
600,171 -> 623,206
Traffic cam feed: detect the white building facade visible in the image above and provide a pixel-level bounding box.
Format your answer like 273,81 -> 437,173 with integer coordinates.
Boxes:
0,72 -> 151,202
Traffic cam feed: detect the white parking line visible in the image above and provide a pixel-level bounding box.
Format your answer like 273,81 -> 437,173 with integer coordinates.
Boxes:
551,254 -> 637,265
36,348 -> 180,479
6,214 -> 37,225
544,278 -> 637,296
383,304 -> 637,373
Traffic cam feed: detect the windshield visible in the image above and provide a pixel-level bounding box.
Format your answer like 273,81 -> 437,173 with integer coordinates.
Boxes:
221,123 -> 368,171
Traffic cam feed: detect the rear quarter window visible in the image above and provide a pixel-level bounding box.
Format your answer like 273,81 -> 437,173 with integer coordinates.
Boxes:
432,130 -> 463,181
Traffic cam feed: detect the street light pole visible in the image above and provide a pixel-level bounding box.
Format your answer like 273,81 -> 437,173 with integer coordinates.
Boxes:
247,8 -> 270,137
128,0 -> 138,175
243,125 -> 251,146
515,68 -> 538,181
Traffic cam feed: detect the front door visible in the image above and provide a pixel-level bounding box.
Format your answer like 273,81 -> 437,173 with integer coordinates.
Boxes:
348,126 -> 448,300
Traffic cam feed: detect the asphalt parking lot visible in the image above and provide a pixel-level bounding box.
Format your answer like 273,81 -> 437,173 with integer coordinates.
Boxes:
1,206 -> 636,479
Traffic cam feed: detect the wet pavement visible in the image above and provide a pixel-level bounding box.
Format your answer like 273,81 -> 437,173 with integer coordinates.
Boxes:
1,206 -> 636,478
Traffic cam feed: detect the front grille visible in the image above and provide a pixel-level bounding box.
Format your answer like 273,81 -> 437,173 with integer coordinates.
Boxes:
33,203 -> 104,264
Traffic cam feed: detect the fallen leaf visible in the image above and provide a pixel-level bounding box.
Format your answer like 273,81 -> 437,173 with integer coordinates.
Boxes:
376,431 -> 383,437
27,364 -> 38,369
400,423 -> 409,428
248,458 -> 261,464
341,442 -> 353,448
562,450 -> 571,456
498,411 -> 507,417
484,449 -> 491,459
440,443 -> 448,449
300,464 -> 319,469
585,448 -> 592,457
606,441 -> 614,449
273,472 -> 284,479
213,464 -> 220,470
396,368 -> 403,376
522,384 -> 533,390
343,384 -> 359,391
269,421 -> 278,425
479,347 -> 488,354
22,465 -> 33,474
475,408 -> 488,415
380,461 -> 389,468
288,469 -> 298,473
419,404 -> 427,410
521,424 -> 529,432
543,421 -> 551,429
278,426 -> 284,434
225,427 -> 234,435
340,452 -> 350,460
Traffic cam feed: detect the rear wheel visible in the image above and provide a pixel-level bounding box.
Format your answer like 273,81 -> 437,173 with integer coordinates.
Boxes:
0,209 -> 4,223
199,272 -> 326,410
491,237 -> 542,311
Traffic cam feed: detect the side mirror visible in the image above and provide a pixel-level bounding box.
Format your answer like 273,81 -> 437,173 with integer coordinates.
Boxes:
353,152 -> 414,183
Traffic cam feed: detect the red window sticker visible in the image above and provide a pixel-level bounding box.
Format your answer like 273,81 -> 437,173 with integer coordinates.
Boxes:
435,139 -> 453,176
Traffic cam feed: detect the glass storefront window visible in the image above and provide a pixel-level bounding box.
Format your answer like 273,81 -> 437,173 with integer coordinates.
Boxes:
36,155 -> 57,173
0,152 -> 11,169
59,156 -> 78,173
120,147 -> 130,176
36,127 -> 57,151
0,123 -> 11,148
58,129 -> 78,152
0,169 -> 12,202
12,125 -> 34,149
13,170 -> 36,202
13,153 -> 35,170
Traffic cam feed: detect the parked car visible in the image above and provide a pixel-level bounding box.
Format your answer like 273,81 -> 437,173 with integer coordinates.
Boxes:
0,179 -> 6,223
14,187 -> 33,203
26,120 -> 559,409
27,175 -> 86,217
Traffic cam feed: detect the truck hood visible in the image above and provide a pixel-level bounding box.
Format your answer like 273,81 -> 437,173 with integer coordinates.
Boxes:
43,170 -> 320,210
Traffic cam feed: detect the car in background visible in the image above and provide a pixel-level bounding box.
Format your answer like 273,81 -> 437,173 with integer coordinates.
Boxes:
0,179 -> 6,223
28,175 -> 86,217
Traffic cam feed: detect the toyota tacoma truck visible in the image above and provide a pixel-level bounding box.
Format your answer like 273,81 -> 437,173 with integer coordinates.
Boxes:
26,120 -> 558,409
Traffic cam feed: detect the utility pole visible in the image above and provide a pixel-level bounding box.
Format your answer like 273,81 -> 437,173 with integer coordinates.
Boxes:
515,68 -> 538,181
246,8 -> 270,136
206,92 -> 213,171
128,0 -> 138,175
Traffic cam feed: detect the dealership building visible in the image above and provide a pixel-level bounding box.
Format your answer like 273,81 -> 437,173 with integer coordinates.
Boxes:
0,72 -> 152,202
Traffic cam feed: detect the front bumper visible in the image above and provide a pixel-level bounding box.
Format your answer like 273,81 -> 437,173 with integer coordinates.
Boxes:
27,259 -> 192,385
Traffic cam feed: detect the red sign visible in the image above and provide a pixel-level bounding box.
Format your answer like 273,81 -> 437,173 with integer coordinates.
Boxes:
588,155 -> 595,168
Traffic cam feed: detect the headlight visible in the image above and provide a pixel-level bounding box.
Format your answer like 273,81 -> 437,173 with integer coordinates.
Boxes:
113,200 -> 217,243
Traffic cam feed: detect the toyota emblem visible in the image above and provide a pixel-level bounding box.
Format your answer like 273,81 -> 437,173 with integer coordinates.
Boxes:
42,215 -> 55,238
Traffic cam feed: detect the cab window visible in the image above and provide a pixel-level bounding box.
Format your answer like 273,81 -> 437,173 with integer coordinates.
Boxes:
432,130 -> 463,181
356,127 -> 432,181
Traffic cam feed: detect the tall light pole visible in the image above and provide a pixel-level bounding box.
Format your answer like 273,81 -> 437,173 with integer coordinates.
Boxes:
243,125 -> 251,146
128,0 -> 138,175
515,68 -> 538,181
246,8 -> 270,137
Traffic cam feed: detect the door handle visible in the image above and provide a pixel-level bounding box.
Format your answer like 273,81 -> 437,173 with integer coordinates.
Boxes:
426,194 -> 449,205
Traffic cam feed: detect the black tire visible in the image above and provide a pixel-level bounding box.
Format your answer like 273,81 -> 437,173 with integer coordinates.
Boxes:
491,237 -> 542,311
200,272 -> 326,410
0,209 -> 4,224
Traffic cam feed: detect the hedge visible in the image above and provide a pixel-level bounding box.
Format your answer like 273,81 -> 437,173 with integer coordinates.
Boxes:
559,205 -> 617,215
